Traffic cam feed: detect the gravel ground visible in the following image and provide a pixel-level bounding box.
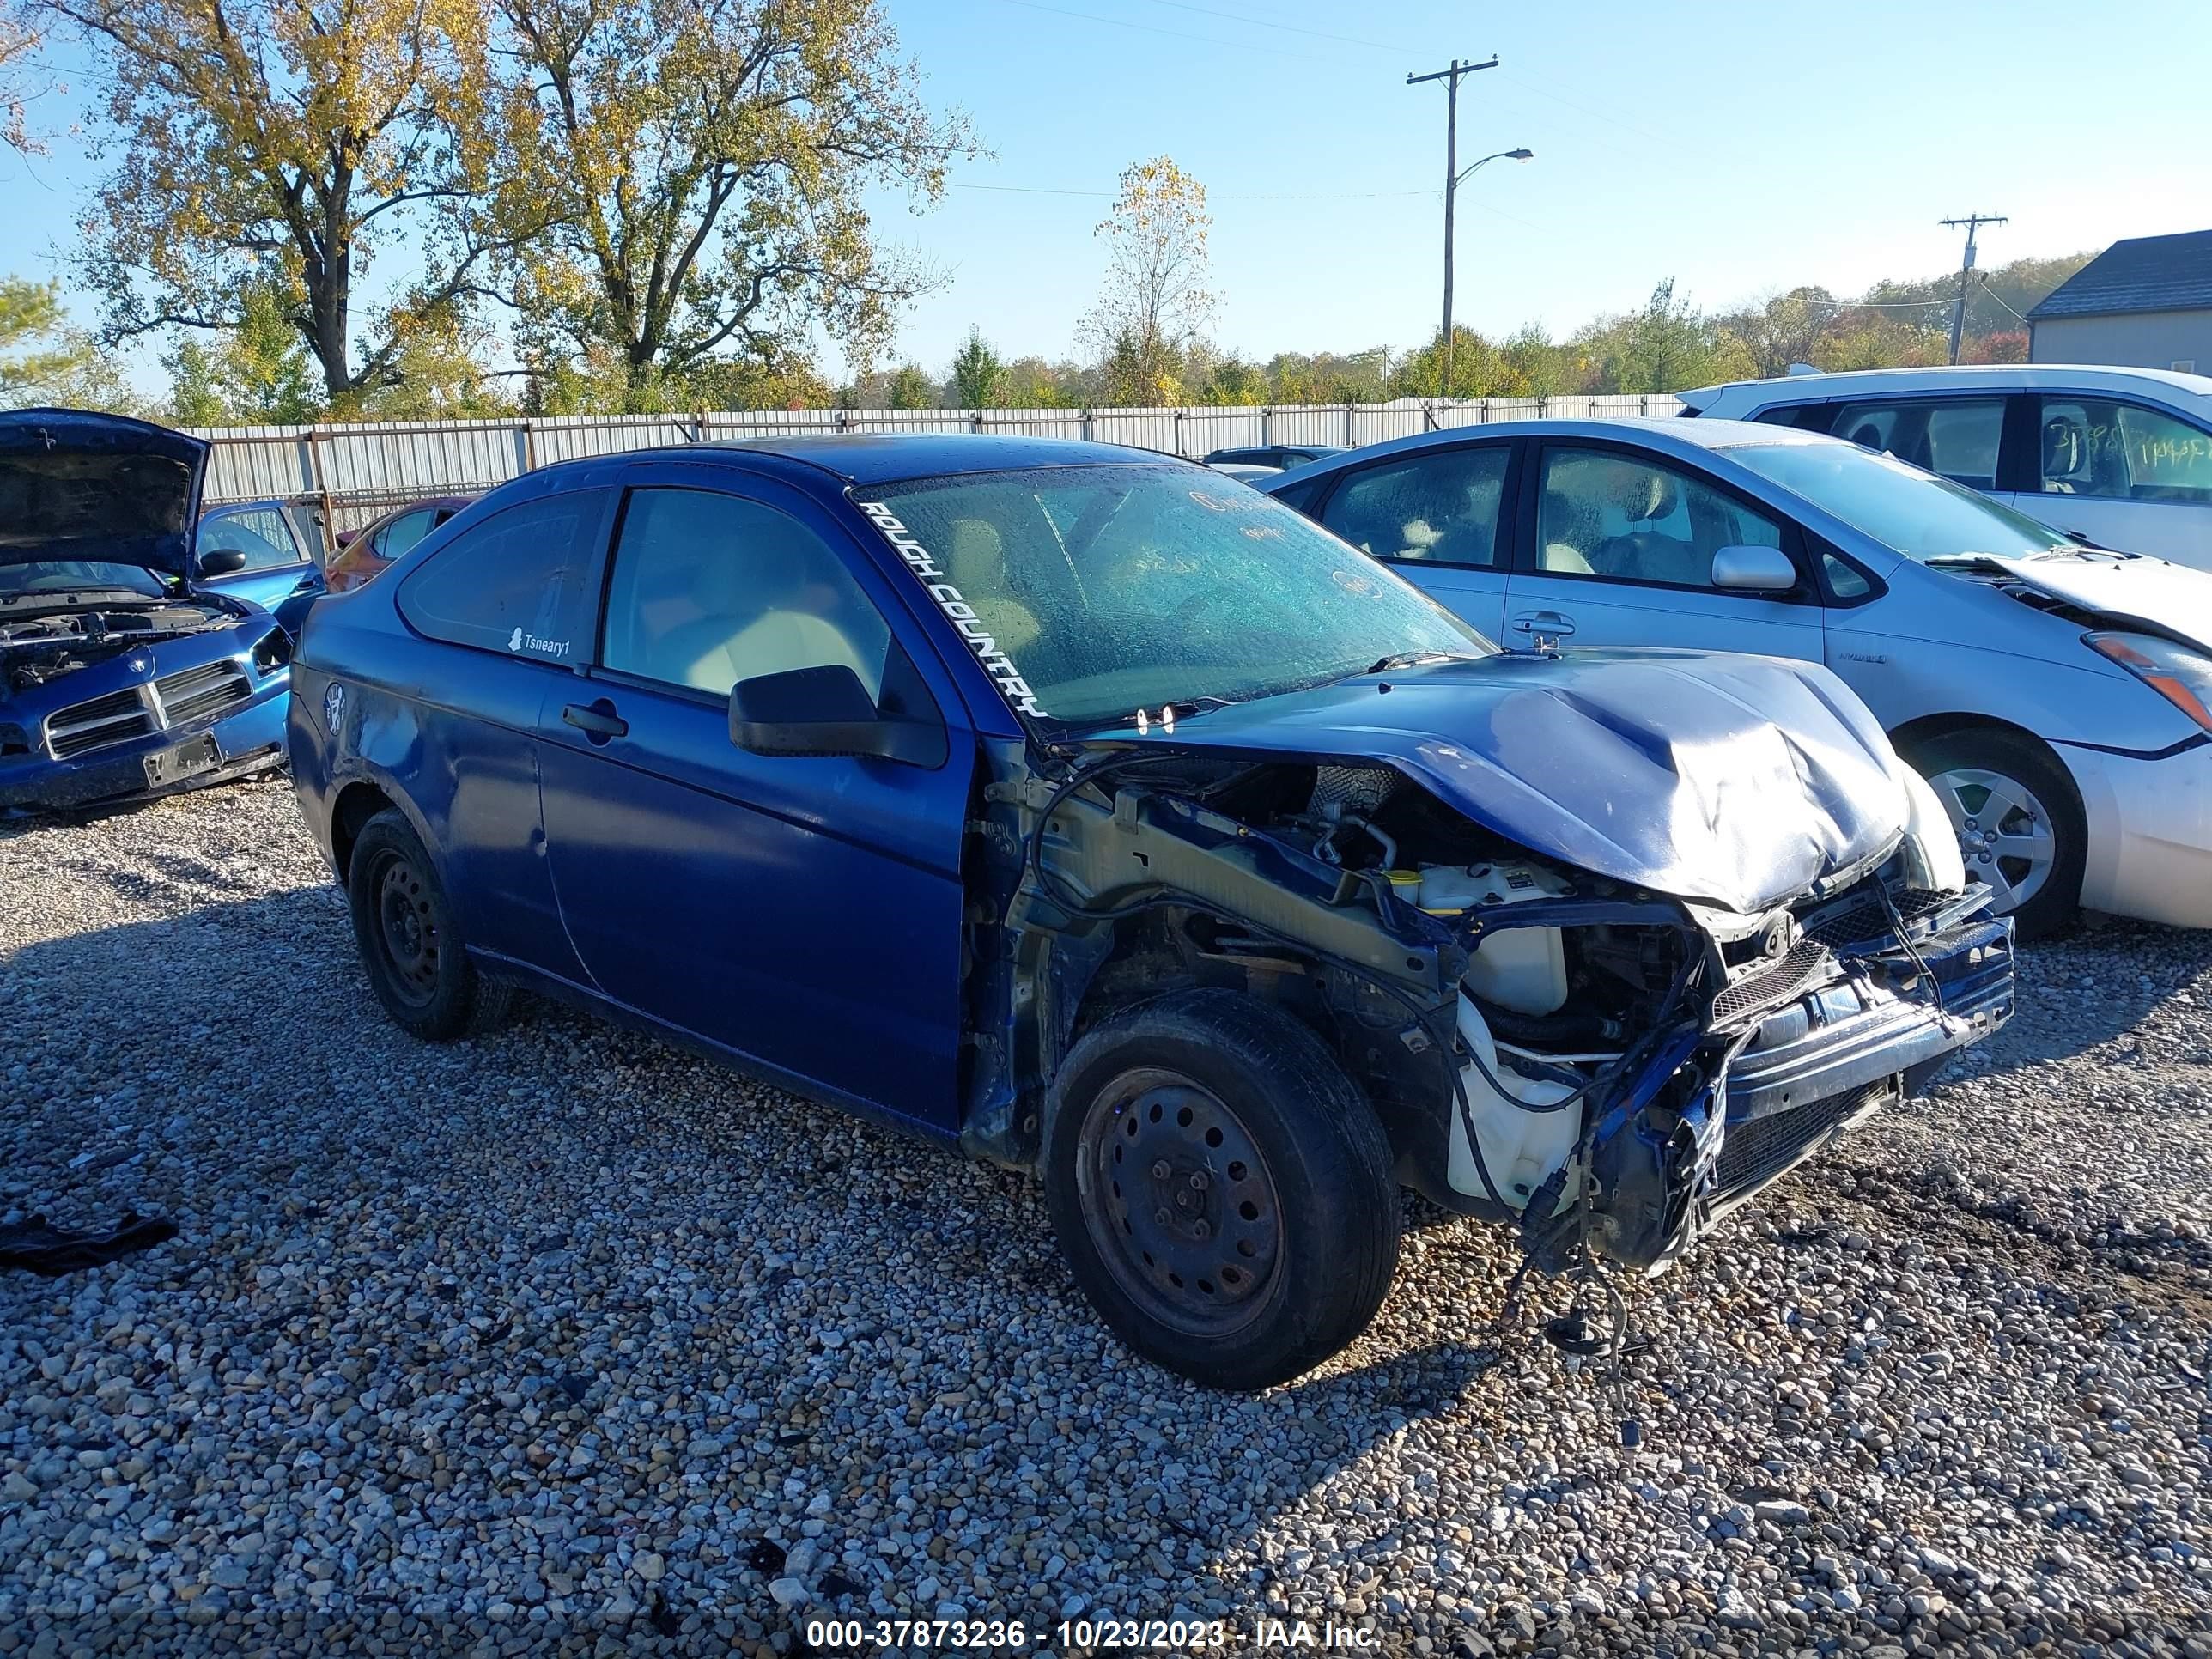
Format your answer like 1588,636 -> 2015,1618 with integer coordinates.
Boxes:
3,776 -> 2209,1658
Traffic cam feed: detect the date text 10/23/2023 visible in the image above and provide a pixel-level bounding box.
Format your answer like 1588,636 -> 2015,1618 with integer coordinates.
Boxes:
801,1617 -> 1387,1650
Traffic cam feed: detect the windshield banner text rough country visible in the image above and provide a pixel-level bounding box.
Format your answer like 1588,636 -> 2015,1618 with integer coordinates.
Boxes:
857,499 -> 1048,717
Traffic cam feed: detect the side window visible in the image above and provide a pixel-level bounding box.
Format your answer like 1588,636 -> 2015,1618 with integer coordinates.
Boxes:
600,488 -> 892,700
1752,404 -> 1824,428
1822,552 -> 1872,600
397,488 -> 606,659
199,507 -> 302,572
2036,398 -> 2212,505
1829,399 -> 2005,489
373,509 -> 436,561
1536,447 -> 1784,587
1319,447 -> 1510,567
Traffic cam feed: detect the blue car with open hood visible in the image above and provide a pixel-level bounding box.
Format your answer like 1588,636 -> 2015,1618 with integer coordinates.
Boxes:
1,408 -> 292,811
287,434 -> 2014,1389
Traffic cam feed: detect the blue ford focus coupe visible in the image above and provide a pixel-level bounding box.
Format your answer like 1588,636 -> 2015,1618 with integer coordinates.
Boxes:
1,409 -> 293,811
288,434 -> 2013,1389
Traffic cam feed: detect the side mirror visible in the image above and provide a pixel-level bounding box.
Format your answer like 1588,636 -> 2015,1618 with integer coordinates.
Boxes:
197,548 -> 249,578
728,664 -> 942,766
1710,544 -> 1798,593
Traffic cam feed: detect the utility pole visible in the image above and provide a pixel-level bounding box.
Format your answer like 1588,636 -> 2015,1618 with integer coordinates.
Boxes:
1942,213 -> 2007,364
1408,55 -> 1498,398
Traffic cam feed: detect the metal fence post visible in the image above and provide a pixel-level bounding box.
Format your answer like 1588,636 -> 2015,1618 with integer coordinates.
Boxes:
306,427 -> 335,555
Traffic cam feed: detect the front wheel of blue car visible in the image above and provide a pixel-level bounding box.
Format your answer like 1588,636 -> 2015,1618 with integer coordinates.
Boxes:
1042,989 -> 1400,1391
347,809 -> 509,1042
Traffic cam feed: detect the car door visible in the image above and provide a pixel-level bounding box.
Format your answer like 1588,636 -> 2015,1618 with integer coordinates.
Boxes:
2001,394 -> 2212,568
1500,441 -> 1825,661
533,467 -> 975,1133
384,483 -> 617,988
1313,441 -> 1517,640
196,503 -> 315,610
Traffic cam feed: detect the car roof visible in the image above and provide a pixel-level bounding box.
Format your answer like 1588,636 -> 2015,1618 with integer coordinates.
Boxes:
1267,416 -> 1837,482
1680,362 -> 2212,408
676,432 -> 1188,484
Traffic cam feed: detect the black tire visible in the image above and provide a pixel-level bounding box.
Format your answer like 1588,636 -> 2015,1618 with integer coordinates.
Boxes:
1041,989 -> 1400,1391
1900,726 -> 2086,941
346,808 -> 509,1040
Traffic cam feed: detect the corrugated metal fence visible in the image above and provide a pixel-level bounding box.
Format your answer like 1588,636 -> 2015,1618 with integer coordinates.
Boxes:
190,393 -> 1683,536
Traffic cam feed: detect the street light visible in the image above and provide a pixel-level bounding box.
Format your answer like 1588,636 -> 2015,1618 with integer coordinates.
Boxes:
1458,147 -> 1533,187
1441,149 -> 1532,397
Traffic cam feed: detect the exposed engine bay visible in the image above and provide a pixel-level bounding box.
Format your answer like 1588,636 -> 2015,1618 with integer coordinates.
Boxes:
969,743 -> 2014,1287
1,598 -> 244,695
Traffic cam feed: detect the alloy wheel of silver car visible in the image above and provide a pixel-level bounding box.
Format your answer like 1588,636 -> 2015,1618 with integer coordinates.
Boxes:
1926,765 -> 2057,915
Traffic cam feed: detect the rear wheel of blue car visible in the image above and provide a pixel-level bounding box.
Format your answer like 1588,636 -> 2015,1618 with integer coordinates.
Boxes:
1042,989 -> 1400,1391
347,809 -> 508,1041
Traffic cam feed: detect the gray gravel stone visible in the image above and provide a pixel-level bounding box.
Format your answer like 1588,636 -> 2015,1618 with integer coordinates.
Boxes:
3,778 -> 2210,1653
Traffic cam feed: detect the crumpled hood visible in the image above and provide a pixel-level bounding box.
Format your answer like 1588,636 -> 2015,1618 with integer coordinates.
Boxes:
0,408 -> 209,576
1095,648 -> 1911,915
1967,548 -> 2212,652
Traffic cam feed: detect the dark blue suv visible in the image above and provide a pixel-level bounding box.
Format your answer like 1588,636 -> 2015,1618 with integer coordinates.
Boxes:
289,434 -> 2014,1389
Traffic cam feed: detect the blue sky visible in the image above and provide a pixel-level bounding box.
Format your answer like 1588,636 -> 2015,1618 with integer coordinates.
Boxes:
6,0 -> 2209,389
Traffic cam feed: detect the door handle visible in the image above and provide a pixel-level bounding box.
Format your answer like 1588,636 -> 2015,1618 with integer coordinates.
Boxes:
562,699 -> 628,744
1510,611 -> 1577,636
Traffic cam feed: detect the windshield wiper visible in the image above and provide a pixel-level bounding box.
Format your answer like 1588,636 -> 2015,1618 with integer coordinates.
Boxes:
1923,553 -> 2013,570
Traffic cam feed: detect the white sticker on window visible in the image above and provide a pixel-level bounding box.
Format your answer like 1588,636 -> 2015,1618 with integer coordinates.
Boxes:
857,499 -> 1048,718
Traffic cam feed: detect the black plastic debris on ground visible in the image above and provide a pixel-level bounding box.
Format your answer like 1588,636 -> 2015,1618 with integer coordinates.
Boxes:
0,1212 -> 177,1276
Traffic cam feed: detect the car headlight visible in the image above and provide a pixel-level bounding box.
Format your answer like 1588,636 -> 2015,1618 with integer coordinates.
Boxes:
2087,631 -> 2212,733
1898,764 -> 1966,894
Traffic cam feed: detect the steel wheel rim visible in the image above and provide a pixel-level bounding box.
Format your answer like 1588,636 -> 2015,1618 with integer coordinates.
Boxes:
1928,765 -> 2057,915
372,852 -> 441,1006
1075,1066 -> 1284,1339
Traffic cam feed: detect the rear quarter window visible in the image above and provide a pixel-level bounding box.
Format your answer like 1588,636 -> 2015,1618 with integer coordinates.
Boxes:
396,489 -> 609,662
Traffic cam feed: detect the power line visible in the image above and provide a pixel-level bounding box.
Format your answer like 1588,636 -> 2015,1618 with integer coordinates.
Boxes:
1130,0 -> 1419,55
947,179 -> 1435,203
988,0 -> 1341,64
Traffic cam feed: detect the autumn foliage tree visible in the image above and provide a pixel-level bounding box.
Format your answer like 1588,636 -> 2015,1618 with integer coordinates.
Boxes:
483,0 -> 968,410
1,0 -> 46,155
40,0 -> 496,409
1085,155 -> 1213,404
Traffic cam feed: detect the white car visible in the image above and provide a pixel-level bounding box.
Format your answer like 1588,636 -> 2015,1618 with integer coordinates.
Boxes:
1267,418 -> 2212,936
1679,365 -> 2212,572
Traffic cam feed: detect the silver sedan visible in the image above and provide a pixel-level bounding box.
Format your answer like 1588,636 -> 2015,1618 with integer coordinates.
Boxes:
1264,418 -> 2212,936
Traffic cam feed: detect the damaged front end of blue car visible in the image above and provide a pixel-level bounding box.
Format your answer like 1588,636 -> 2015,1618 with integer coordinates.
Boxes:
966,649 -> 2014,1281
0,408 -> 292,813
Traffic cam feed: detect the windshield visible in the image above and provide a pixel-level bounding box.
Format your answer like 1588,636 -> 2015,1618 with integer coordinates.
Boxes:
0,562 -> 167,601
1725,440 -> 2075,563
862,465 -> 1492,726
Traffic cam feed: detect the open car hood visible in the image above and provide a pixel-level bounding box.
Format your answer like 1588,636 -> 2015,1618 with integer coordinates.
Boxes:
1969,548 -> 2212,652
1095,648 -> 1911,916
0,408 -> 209,576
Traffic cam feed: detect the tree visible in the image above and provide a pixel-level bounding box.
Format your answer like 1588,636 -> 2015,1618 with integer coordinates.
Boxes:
44,0 -> 498,407
1000,355 -> 1079,408
2,0 -> 46,155
0,276 -> 144,411
162,283 -> 322,424
1196,355 -> 1265,406
1716,286 -> 1838,380
946,327 -> 1003,409
886,362 -> 933,409
1083,155 -> 1213,394
485,0 -> 968,410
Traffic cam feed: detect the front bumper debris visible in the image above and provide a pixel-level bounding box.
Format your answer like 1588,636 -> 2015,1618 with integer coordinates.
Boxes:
1524,899 -> 2014,1276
